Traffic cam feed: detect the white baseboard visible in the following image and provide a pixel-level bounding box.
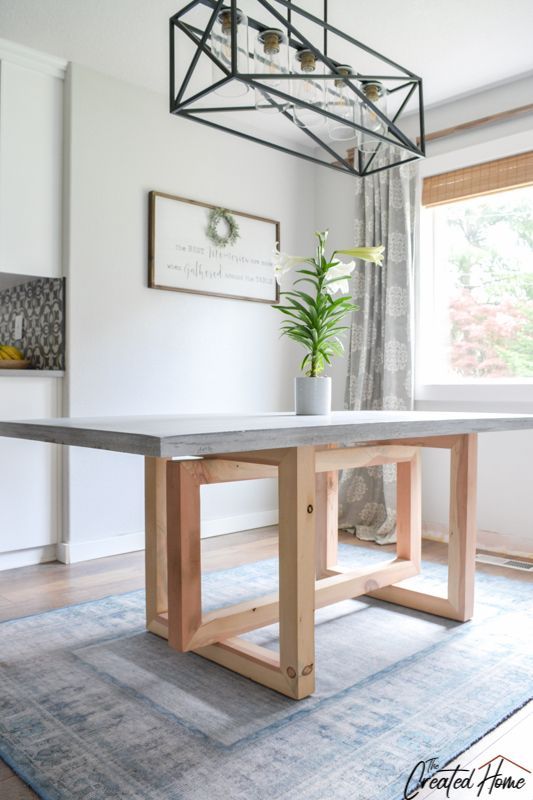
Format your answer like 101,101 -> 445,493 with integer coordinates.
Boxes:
57,531 -> 145,564
423,522 -> 533,558
0,544 -> 57,571
55,510 -> 279,564
201,509 -> 278,538
2,514 -> 527,569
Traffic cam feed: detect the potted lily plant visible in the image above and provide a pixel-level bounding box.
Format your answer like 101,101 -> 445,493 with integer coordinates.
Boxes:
273,231 -> 384,415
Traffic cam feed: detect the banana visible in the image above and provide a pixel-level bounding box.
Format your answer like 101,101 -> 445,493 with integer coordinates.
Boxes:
4,346 -> 23,358
0,345 -> 24,360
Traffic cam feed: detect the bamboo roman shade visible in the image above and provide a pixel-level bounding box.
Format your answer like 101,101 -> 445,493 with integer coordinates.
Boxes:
422,151 -> 533,207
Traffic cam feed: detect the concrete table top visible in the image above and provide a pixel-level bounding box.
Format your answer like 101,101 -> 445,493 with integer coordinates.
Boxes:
0,410 -> 532,458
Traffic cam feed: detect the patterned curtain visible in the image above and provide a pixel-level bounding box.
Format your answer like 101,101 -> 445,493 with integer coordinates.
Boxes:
338,156 -> 419,544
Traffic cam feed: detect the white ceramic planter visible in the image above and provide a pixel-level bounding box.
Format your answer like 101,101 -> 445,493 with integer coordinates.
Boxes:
294,376 -> 332,416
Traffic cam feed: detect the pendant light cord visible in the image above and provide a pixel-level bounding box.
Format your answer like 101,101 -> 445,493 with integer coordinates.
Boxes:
324,0 -> 328,57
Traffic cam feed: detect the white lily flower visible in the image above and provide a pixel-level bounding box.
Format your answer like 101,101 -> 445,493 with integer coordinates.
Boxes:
334,245 -> 385,266
325,260 -> 356,295
273,244 -> 307,283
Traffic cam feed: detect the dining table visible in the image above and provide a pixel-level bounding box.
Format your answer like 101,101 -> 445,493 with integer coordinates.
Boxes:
1,409 -> 532,700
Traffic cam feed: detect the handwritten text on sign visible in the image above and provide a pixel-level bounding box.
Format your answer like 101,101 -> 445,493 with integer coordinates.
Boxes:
151,194 -> 279,302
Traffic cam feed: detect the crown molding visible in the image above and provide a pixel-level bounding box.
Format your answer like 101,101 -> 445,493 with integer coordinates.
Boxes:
0,37 -> 67,79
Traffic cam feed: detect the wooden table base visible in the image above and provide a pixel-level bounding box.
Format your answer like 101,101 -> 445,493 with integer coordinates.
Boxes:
144,434 -> 477,700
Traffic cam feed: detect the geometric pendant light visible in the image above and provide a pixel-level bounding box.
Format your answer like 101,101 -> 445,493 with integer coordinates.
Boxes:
170,0 -> 425,176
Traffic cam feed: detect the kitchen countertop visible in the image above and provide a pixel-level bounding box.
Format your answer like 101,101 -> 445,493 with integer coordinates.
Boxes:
0,370 -> 64,378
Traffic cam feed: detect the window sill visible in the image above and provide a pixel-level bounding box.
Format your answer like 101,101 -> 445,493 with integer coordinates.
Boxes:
415,381 -> 533,412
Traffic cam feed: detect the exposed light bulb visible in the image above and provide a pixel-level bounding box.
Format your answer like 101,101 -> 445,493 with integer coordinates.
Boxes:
327,64 -> 357,141
254,29 -> 289,113
210,6 -> 249,98
292,49 -> 325,129
358,81 -> 388,153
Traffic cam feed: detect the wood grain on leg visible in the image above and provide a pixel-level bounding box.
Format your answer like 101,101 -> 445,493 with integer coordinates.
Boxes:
315,469 -> 338,578
448,434 -> 478,621
396,450 -> 422,569
166,460 -> 202,652
315,445 -> 418,471
194,638 -> 291,695
145,457 -> 168,630
278,446 -> 316,699
369,435 -> 478,623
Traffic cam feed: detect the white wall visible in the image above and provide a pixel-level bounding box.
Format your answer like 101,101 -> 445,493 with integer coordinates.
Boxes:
402,71 -> 533,157
61,63 -> 315,561
315,76 -> 533,554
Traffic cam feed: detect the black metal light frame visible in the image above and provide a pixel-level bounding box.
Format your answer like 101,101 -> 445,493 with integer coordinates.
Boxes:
170,0 -> 425,176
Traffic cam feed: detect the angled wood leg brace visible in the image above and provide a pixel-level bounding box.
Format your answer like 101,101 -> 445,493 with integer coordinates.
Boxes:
194,447 -> 317,699
318,445 -> 422,591
146,443 -> 422,699
162,447 -> 317,699
369,434 -> 478,622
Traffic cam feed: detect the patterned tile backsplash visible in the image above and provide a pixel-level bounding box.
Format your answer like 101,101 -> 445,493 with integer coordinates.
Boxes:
0,278 -> 65,370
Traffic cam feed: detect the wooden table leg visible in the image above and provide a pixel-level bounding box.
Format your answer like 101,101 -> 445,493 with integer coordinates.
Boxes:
369,434 -> 478,622
145,457 -> 168,635
166,459 -> 202,652
396,450 -> 422,570
148,444 -> 422,698
448,433 -> 478,620
279,446 -> 316,699
195,446 -> 317,699
315,470 -> 338,579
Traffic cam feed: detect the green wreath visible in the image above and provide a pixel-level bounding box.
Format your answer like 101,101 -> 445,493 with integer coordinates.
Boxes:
206,207 -> 240,248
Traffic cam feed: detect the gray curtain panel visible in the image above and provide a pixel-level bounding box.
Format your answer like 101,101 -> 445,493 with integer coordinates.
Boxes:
338,155 -> 418,544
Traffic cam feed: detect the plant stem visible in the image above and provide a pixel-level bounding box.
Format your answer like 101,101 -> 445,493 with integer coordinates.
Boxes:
309,237 -> 326,378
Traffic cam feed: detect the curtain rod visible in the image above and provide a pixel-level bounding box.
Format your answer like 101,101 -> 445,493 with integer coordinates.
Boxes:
420,103 -> 533,145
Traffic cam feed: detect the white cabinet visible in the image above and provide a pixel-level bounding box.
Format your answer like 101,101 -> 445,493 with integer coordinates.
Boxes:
0,376 -> 62,568
0,46 -> 65,276
0,41 -> 66,570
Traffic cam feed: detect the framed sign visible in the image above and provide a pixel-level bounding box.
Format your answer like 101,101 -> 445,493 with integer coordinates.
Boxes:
148,191 -> 280,304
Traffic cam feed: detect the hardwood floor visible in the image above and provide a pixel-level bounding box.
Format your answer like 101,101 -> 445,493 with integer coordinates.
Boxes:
0,527 -> 278,623
0,528 -> 531,798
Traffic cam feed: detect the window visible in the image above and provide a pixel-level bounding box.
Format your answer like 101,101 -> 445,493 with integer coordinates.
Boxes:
419,152 -> 533,383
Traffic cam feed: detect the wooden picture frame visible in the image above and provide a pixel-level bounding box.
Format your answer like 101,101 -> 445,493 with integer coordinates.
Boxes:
148,191 -> 280,304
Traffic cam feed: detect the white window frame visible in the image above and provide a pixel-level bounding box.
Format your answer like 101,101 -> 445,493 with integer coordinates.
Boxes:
415,129 -> 533,409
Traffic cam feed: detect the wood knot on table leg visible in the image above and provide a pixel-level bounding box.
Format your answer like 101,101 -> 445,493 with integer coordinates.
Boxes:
286,666 -> 297,679
364,578 -> 379,592
302,663 -> 314,676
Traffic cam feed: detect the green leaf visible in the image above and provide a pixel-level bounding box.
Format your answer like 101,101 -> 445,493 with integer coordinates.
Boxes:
293,277 -> 321,290
324,274 -> 353,286
295,268 -> 320,278
285,295 -> 315,314
284,289 -> 316,308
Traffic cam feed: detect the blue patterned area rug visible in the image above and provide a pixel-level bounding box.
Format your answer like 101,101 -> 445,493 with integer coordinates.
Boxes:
0,545 -> 531,800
